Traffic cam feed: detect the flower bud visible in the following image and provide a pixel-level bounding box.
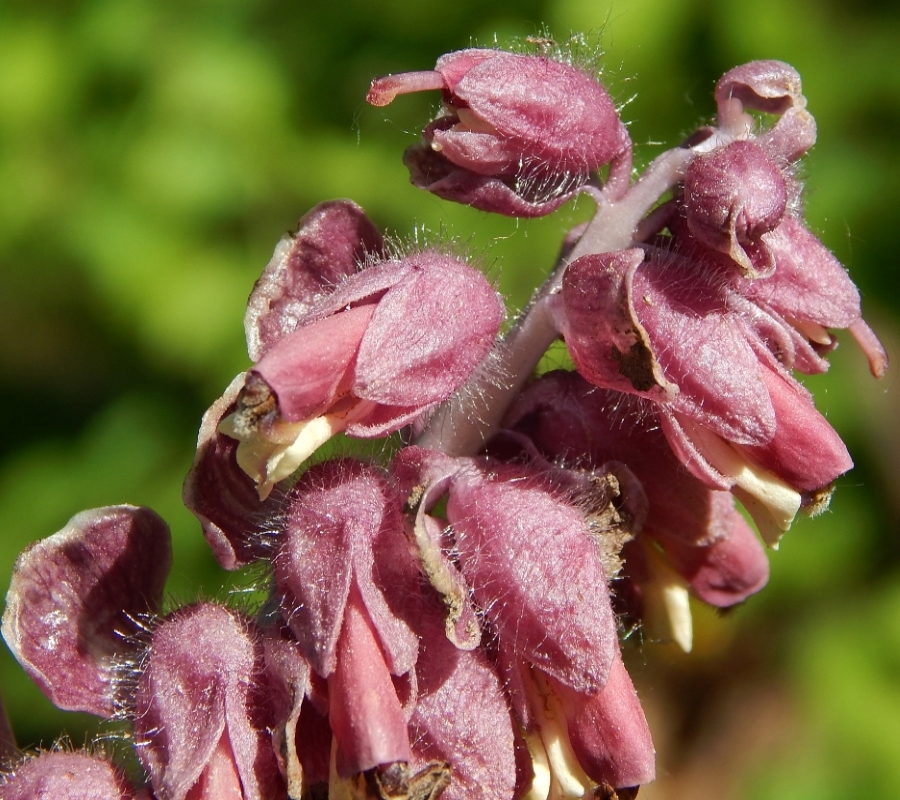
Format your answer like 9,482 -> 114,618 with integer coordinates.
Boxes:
683,140 -> 788,276
715,60 -> 805,116
369,48 -> 631,216
713,60 -> 817,163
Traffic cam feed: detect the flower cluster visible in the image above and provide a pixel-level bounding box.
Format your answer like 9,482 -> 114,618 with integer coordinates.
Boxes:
0,39 -> 886,800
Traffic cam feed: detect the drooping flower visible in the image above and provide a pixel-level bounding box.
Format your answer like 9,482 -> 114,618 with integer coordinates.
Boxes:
396,446 -> 620,697
392,446 -> 651,797
210,203 -> 503,500
368,48 -> 632,216
273,459 -> 419,781
554,237 -> 881,542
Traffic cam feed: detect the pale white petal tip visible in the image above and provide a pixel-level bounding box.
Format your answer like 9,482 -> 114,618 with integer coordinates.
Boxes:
643,544 -> 693,653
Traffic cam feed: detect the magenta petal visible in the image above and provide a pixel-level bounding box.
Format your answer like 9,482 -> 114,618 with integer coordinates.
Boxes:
304,258 -> 412,320
431,127 -> 525,177
448,462 -> 618,694
563,250 -> 777,445
328,585 -> 412,777
631,257 -> 777,445
0,751 -> 148,800
133,604 -> 280,800
276,460 -> 418,678
758,105 -> 817,163
737,365 -> 852,492
354,253 -> 503,407
345,402 -> 433,437
433,48 -> 505,91
275,473 -> 355,676
1,506 -> 171,718
252,304 -> 376,423
657,410 -> 734,491
245,200 -> 384,361
559,650 -> 655,789
183,374 -> 279,569
743,217 -> 862,329
449,52 -> 626,175
561,250 -> 675,401
658,511 -> 769,607
409,605 -> 516,800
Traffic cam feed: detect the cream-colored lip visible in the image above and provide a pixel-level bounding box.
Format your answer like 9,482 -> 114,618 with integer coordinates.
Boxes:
683,421 -> 801,547
219,400 -> 378,500
641,542 -> 693,653
521,669 -> 594,800
783,315 -> 832,346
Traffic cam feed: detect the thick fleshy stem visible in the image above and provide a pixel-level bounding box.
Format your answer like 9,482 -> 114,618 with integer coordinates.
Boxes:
416,146 -> 697,456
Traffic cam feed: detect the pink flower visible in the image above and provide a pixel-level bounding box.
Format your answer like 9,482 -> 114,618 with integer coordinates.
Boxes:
392,446 -> 650,795
274,459 -> 419,778
368,48 -> 631,216
184,200 -> 503,513
395,446 -> 620,697
214,204 -> 503,499
556,246 -> 864,541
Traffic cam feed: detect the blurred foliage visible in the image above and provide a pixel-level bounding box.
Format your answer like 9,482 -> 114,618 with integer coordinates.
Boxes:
0,0 -> 897,797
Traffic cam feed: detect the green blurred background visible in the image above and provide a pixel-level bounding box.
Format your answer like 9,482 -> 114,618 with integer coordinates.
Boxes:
0,0 -> 897,797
